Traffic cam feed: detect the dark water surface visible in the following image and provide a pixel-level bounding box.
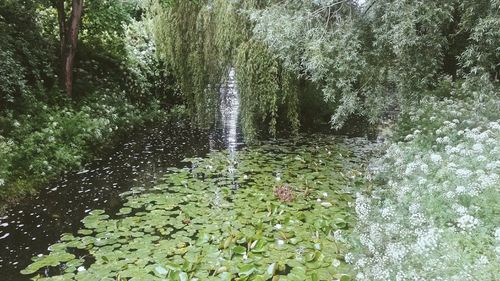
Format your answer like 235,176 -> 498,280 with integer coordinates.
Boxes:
0,121 -> 212,280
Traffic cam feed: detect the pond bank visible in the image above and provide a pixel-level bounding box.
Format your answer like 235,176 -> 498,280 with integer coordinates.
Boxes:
0,97 -> 179,207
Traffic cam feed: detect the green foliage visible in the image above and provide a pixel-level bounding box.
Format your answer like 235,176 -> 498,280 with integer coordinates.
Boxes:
351,79 -> 500,280
236,40 -> 300,141
22,135 -> 371,280
149,0 -> 304,140
0,0 -> 57,110
149,0 -> 498,139
150,0 -> 229,127
0,136 -> 14,189
0,0 -> 180,201
80,0 -> 138,58
459,0 -> 500,80
248,0 -> 499,128
70,0 -> 147,98
0,91 -> 169,201
122,15 -> 181,108
250,1 -> 366,127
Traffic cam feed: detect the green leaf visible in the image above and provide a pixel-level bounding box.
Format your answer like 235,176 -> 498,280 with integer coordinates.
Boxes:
155,265 -> 168,275
233,245 -> 247,255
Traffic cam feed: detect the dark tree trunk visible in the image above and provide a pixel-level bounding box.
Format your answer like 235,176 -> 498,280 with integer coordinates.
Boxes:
53,0 -> 84,97
64,0 -> 84,97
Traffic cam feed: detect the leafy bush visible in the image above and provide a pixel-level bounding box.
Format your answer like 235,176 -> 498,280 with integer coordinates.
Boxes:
0,90 -> 169,201
0,136 -> 14,188
350,80 -> 500,280
0,0 -> 56,111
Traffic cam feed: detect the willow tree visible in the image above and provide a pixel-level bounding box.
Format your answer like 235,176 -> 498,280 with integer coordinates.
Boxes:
249,0 -> 499,126
148,0 -> 302,140
236,39 -> 300,140
148,0 -> 229,127
147,0 -> 499,139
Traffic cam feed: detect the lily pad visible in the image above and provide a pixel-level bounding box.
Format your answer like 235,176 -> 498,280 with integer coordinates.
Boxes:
21,135 -> 370,280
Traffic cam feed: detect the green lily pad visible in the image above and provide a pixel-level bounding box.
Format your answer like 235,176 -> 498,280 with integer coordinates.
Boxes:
21,135 -> 368,280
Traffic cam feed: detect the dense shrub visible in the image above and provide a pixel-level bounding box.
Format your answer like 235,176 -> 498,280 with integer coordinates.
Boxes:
0,92 -> 171,201
0,137 -> 14,189
0,0 -> 180,202
350,79 -> 500,280
0,0 -> 56,111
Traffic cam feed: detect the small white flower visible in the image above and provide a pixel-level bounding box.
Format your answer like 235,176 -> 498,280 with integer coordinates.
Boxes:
495,228 -> 500,241
386,242 -> 407,263
77,266 -> 86,272
477,255 -> 489,265
344,252 -> 354,264
320,202 -> 332,207
455,168 -> 472,179
333,230 -> 343,241
414,228 -> 439,254
456,185 -> 467,194
404,134 -> 414,141
457,214 -> 479,230
472,143 -> 483,152
430,153 -> 442,163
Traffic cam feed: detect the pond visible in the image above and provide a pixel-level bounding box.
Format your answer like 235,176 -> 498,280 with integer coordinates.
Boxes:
2,70 -> 378,281
20,134 -> 374,281
0,121 -> 213,280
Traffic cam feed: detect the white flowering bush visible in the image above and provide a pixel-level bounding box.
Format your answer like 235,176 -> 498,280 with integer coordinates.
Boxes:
124,18 -> 158,97
351,86 -> 500,280
0,136 -> 14,188
0,90 -> 171,200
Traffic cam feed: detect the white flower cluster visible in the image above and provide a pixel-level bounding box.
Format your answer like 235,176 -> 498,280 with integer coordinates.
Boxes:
351,94 -> 500,280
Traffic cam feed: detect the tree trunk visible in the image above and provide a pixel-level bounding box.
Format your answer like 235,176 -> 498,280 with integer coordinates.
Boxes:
63,0 -> 84,97
53,0 -> 84,97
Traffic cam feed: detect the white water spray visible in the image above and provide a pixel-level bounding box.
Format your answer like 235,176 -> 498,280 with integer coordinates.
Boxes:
213,68 -> 241,207
220,68 -> 240,156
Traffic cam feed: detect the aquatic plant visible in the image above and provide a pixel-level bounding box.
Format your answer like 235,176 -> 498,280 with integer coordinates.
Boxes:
274,184 -> 295,202
21,135 -> 371,280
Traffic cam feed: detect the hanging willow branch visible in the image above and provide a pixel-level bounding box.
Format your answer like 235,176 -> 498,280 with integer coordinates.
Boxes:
148,0 -> 302,141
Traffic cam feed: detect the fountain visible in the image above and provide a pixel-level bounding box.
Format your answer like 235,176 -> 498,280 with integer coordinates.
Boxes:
216,68 -> 241,194
220,68 -> 240,156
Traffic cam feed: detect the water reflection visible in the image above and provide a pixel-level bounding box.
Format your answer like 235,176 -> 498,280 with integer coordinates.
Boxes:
0,121 -> 211,280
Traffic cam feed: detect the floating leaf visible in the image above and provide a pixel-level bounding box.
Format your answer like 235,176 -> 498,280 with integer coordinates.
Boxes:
233,245 -> 246,255
21,136 -> 365,280
155,265 -> 168,275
